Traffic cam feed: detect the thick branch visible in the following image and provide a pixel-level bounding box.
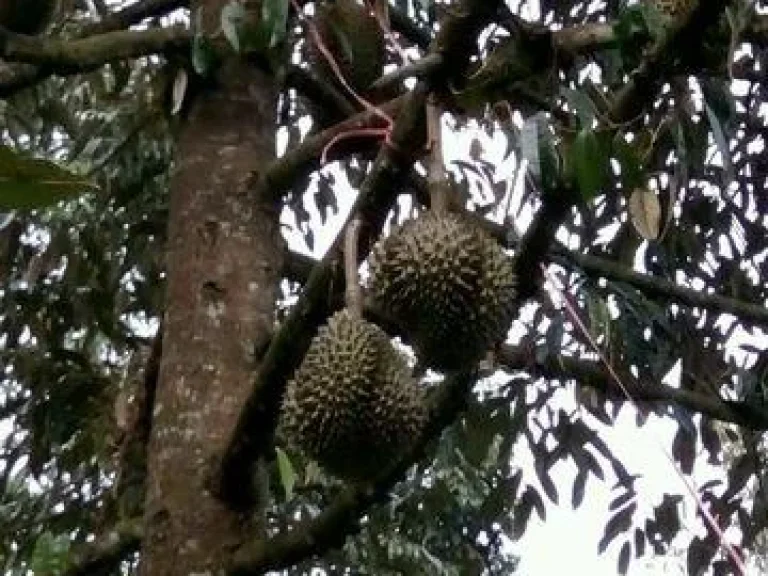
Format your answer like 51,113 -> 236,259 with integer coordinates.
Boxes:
80,0 -> 187,36
389,5 -> 432,51
283,64 -> 357,121
261,96 -> 406,203
468,217 -> 768,328
497,345 -> 768,431
609,0 -> 731,122
63,519 -> 142,576
0,26 -> 189,71
556,249 -> 768,328
113,329 -> 163,517
217,85 -> 429,509
0,0 -> 187,96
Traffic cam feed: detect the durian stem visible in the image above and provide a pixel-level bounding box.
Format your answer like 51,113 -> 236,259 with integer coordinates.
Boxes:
344,217 -> 363,317
426,98 -> 447,214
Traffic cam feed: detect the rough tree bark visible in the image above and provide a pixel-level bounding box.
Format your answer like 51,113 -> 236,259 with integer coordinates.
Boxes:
139,1 -> 282,573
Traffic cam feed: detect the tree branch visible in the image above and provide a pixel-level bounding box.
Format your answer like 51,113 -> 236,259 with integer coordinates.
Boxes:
62,519 -> 142,576
609,0 -> 731,122
0,0 -> 187,97
283,64 -> 358,120
497,345 -> 768,430
113,329 -> 163,518
389,5 -> 432,51
216,86 -> 428,509
0,26 -> 189,71
466,217 -> 768,328
80,0 -> 187,36
555,248 -> 768,328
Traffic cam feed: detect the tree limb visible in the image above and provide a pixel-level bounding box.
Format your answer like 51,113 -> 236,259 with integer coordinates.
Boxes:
79,0 -> 187,36
466,217 -> 768,328
62,518 -> 143,576
0,26 -> 189,71
259,97 -> 406,204
555,248 -> 768,328
216,86 -> 428,510
0,0 -> 187,97
497,345 -> 768,430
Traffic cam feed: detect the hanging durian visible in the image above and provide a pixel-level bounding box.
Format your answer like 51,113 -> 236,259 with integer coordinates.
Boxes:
368,211 -> 518,371
367,104 -> 518,371
306,0 -> 386,128
279,219 -> 426,481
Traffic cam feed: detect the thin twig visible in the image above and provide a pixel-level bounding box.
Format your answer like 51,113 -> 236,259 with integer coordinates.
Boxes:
344,218 -> 363,316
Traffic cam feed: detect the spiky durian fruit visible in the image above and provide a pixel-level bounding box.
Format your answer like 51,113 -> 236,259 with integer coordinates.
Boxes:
280,309 -> 426,480
368,212 -> 517,371
308,0 -> 385,95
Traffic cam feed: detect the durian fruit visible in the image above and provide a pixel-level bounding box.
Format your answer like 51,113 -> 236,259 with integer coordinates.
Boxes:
280,309 -> 426,481
306,0 -> 386,127
368,212 -> 517,371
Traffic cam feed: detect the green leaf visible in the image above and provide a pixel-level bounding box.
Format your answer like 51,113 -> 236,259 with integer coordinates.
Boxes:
571,128 -> 606,201
572,470 -> 588,509
275,446 -> 296,500
701,78 -> 736,185
262,0 -> 290,48
703,101 -> 734,185
221,1 -> 247,53
28,532 -> 70,574
612,133 -> 645,192
521,113 -> 560,193
561,87 -> 597,128
170,69 -> 189,116
192,36 -> 217,76
617,540 -> 631,575
586,292 -> 612,343
678,117 -> 708,176
192,8 -> 217,76
0,146 -> 98,210
598,502 -> 636,554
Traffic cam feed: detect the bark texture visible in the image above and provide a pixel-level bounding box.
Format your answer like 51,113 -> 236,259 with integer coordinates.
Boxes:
139,1 -> 282,573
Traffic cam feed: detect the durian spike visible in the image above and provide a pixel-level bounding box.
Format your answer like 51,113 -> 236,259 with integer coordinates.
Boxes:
426,97 -> 448,213
344,217 -> 363,317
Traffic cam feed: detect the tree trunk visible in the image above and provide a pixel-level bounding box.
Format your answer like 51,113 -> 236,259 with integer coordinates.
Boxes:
139,1 -> 282,573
